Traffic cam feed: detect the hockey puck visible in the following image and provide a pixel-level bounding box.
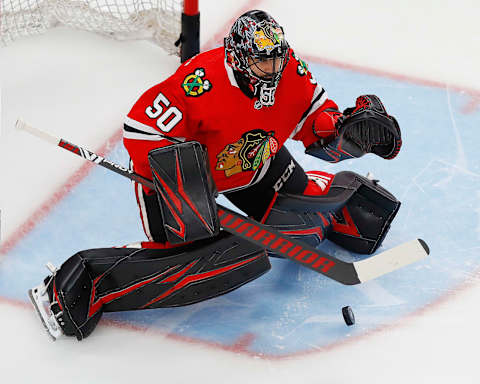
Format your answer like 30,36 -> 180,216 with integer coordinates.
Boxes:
342,306 -> 355,326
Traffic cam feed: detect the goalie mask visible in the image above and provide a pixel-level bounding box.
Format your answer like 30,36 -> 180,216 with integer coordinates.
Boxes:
224,10 -> 290,109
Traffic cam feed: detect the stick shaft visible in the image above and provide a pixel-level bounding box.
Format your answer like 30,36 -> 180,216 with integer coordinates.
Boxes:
16,119 -> 155,189
58,138 -> 156,189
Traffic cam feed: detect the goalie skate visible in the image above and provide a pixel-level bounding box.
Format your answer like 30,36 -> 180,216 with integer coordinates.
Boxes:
28,283 -> 64,341
28,264 -> 64,341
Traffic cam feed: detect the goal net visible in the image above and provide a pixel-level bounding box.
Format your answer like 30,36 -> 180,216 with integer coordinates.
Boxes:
0,0 -> 195,56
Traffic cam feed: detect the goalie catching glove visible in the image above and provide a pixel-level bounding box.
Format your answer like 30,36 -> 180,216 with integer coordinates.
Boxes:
306,95 -> 402,162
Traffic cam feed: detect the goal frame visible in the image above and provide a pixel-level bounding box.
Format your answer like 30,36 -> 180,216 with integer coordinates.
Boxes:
0,0 -> 200,61
180,0 -> 199,62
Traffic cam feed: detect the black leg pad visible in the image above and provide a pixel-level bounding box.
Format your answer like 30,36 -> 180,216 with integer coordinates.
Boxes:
49,253 -> 102,341
327,171 -> 400,254
45,232 -> 270,340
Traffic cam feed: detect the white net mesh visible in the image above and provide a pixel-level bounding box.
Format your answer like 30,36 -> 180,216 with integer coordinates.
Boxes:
0,0 -> 183,54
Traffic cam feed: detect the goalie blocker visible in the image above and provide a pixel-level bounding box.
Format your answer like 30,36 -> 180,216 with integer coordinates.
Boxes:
148,141 -> 220,244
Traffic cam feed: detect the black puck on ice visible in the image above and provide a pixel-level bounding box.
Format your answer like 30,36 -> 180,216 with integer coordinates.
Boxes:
342,306 -> 355,326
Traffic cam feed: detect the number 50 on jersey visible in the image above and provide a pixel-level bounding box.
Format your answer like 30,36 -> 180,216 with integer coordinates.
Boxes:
145,92 -> 183,133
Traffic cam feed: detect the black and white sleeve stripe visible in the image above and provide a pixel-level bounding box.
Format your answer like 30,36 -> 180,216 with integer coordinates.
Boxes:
124,117 -> 185,143
289,85 -> 328,139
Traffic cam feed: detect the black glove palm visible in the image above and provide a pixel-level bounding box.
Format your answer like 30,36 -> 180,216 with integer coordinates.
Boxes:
339,95 -> 402,159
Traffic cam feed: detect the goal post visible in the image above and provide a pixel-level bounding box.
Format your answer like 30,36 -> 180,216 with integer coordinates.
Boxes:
0,0 -> 200,60
179,0 -> 198,62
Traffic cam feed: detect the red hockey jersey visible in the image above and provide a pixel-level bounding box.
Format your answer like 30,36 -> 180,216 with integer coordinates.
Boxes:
124,46 -> 339,193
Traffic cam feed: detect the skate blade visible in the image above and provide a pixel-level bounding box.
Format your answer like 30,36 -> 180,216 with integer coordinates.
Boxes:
28,286 -> 63,341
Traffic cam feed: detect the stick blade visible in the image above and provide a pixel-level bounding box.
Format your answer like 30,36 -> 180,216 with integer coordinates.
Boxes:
354,239 -> 429,283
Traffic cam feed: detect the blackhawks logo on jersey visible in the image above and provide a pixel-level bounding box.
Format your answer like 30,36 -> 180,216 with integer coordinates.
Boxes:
215,129 -> 279,177
182,68 -> 212,97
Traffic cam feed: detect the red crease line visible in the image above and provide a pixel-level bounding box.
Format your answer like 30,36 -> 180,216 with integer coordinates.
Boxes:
0,129 -> 124,257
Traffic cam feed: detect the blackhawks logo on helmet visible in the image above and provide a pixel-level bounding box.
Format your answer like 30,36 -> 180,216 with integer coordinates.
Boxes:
215,129 -> 279,178
182,68 -> 212,97
253,21 -> 285,53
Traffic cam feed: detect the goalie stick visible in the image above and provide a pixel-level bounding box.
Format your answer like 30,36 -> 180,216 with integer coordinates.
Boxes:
15,118 -> 429,285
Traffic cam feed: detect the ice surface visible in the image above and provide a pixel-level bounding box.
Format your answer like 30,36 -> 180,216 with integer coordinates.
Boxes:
1,1 -> 479,383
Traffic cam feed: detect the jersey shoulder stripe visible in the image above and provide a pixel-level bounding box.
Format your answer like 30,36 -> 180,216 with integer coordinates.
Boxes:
289,85 -> 328,139
124,118 -> 185,143
125,117 -> 161,135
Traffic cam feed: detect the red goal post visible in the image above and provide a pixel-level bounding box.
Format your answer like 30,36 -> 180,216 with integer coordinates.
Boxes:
0,0 -> 200,61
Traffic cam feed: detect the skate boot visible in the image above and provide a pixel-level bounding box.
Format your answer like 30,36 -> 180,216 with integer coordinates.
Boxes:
28,262 -> 74,341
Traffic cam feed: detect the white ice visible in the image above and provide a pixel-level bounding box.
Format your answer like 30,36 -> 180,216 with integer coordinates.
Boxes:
1,0 -> 479,383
